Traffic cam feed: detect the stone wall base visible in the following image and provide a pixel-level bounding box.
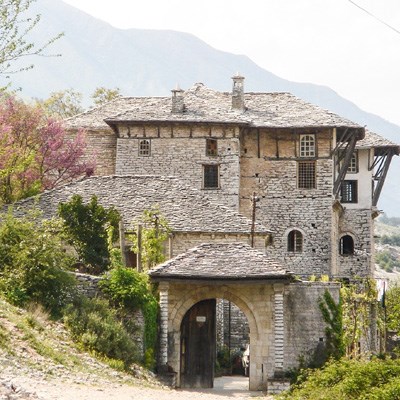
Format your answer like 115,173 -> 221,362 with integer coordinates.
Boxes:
267,378 -> 291,394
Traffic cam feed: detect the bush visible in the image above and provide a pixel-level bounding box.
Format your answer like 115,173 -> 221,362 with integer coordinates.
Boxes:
58,195 -> 120,272
0,210 -> 76,316
278,358 -> 400,400
63,296 -> 139,366
376,250 -> 400,272
99,267 -> 158,367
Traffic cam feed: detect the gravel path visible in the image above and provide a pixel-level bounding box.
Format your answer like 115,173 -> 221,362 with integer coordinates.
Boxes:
1,375 -> 272,400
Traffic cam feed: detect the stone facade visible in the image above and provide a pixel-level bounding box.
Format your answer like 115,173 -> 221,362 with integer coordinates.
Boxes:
155,277 -> 339,392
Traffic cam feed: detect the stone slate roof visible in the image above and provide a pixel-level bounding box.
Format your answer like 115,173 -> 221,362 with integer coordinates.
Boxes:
11,176 -> 271,235
149,242 -> 292,281
356,130 -> 400,155
65,83 -> 362,131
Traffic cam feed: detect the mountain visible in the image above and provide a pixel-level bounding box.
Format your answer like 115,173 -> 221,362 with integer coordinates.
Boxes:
4,0 -> 400,216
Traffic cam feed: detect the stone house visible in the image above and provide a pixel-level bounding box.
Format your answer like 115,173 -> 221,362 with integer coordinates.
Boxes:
12,76 -> 399,392
64,75 -> 400,280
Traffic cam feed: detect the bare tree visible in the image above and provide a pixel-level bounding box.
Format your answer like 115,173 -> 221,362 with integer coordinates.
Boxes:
0,0 -> 63,77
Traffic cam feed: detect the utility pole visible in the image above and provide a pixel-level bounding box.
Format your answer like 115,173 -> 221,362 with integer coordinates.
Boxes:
250,192 -> 259,248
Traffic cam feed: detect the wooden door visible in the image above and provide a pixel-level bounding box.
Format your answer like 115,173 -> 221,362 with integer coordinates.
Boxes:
180,299 -> 216,388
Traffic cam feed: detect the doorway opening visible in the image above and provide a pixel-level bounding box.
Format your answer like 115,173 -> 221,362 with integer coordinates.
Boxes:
180,298 -> 250,389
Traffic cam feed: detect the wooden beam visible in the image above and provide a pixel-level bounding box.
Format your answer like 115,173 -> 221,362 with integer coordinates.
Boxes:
333,134 -> 357,196
372,151 -> 394,207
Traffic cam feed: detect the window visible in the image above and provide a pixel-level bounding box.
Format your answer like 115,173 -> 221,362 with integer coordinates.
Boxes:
138,139 -> 150,156
206,138 -> 218,156
300,134 -> 315,157
288,230 -> 303,252
298,161 -> 316,189
203,164 -> 219,188
339,235 -> 354,255
340,180 -> 358,203
348,152 -> 358,173
339,151 -> 358,173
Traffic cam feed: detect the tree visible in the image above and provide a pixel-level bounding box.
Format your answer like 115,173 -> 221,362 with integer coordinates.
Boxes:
0,0 -> 62,77
91,87 -> 121,107
131,207 -> 171,270
0,94 -> 94,203
37,89 -> 84,119
58,195 -> 121,273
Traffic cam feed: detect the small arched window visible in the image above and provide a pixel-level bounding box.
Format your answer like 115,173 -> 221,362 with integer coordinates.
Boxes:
288,230 -> 303,252
300,134 -> 315,157
339,235 -> 354,255
139,139 -> 151,156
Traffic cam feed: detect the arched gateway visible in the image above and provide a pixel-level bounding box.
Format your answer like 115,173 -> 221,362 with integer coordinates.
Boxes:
149,242 -> 295,391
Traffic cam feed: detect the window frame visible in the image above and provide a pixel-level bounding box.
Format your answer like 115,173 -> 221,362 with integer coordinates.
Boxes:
339,234 -> 355,256
299,134 -> 316,158
298,160 -> 316,189
340,180 -> 358,203
138,139 -> 151,157
347,151 -> 359,174
287,229 -> 303,253
206,138 -> 218,157
203,164 -> 219,189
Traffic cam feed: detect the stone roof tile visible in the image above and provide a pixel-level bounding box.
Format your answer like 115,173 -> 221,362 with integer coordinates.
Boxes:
356,130 -> 400,154
11,176 -> 271,235
149,242 -> 292,281
64,83 -> 362,131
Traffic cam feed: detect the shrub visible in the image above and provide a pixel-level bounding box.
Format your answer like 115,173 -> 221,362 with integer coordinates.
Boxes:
0,210 -> 76,316
63,296 -> 139,366
99,267 -> 158,367
58,195 -> 120,272
278,358 -> 400,400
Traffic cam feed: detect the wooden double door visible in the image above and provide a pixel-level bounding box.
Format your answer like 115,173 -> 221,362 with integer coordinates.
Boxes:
180,299 -> 216,388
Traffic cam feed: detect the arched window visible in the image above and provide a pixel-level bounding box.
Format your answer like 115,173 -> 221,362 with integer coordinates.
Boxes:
300,134 -> 316,157
139,139 -> 151,156
339,235 -> 354,255
288,230 -> 303,252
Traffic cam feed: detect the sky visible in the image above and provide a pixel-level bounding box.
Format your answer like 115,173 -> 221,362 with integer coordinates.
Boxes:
62,0 -> 400,126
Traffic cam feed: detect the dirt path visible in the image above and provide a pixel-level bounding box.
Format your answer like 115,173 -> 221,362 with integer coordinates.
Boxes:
1,376 -> 272,400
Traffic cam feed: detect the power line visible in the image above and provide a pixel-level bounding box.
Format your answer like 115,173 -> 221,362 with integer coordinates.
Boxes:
348,0 -> 400,36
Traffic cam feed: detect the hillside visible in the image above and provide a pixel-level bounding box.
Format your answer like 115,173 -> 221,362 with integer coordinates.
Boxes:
2,0 -> 400,216
0,299 -> 164,399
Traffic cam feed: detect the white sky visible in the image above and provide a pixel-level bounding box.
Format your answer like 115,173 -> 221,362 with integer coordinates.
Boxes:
63,0 -> 400,126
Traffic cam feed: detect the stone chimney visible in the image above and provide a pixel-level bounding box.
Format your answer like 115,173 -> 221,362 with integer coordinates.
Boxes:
171,85 -> 185,113
231,74 -> 245,111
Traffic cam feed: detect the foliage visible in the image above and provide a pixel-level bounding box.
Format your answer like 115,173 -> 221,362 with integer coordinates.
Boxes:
386,285 -> 400,333
131,207 -> 171,270
340,279 -> 378,357
58,195 -> 120,273
0,209 -> 76,316
319,290 -> 344,360
0,94 -> 94,203
379,234 -> 400,247
37,89 -> 84,119
379,213 -> 400,227
63,296 -> 139,367
99,266 -> 158,363
0,0 -> 63,78
91,87 -> 121,106
278,357 -> 400,400
376,250 -> 400,272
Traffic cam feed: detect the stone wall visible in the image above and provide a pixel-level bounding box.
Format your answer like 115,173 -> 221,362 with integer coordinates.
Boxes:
72,272 -> 145,357
67,129 -> 116,176
338,208 -> 374,277
172,232 -> 267,257
240,128 -> 336,277
284,281 -> 340,369
114,124 -> 240,210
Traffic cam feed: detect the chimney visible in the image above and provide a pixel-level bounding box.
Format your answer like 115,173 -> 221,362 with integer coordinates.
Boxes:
231,73 -> 245,111
171,85 -> 185,113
